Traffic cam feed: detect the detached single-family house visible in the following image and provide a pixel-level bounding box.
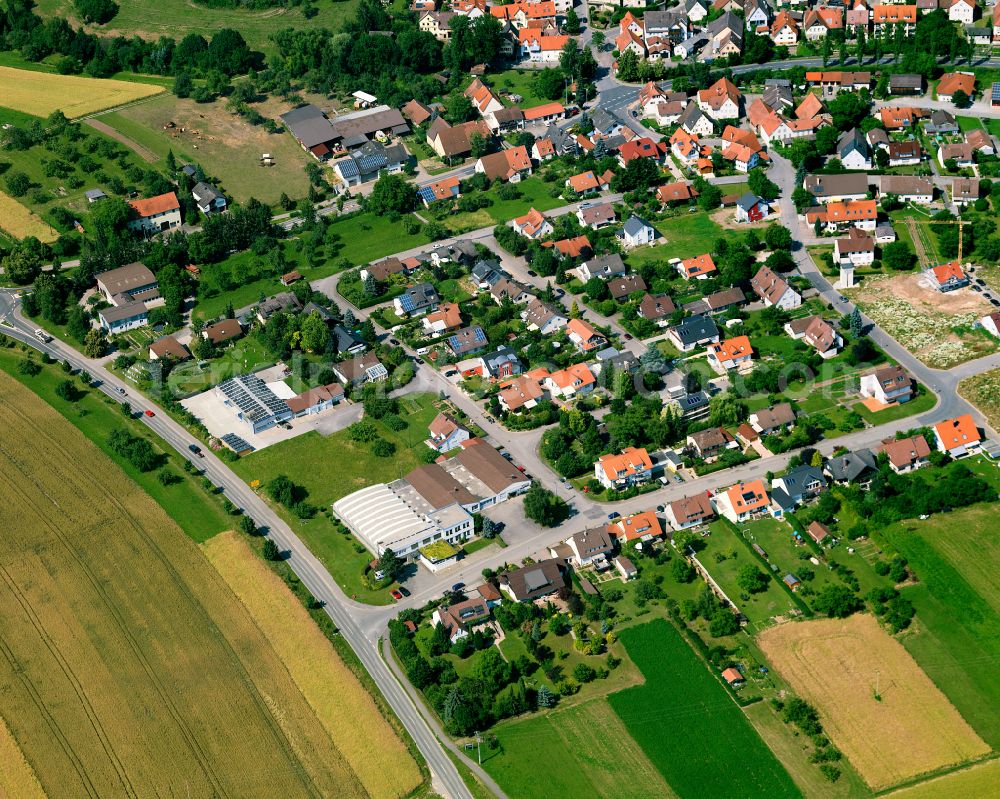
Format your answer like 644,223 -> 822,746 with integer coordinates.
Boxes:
734,192 -> 770,223
824,448 -> 877,484
751,266 -> 801,309
595,447 -> 654,490
936,71 -> 975,101
566,318 -> 608,352
393,282 -> 439,317
665,492 -> 716,531
678,253 -> 717,280
714,480 -> 773,522
192,181 -> 227,215
522,299 -> 567,334
577,203 -> 618,230
837,128 -> 872,170
511,208 -> 553,239
667,315 -> 720,352
618,216 -> 657,248
687,427 -> 738,460
707,335 -> 754,372
127,192 -> 182,234
771,465 -> 826,505
749,402 -> 796,435
860,365 -> 914,404
925,260 -> 969,292
933,414 -> 982,457
834,228 -> 875,267
333,352 -> 389,386
544,363 -> 597,399
426,413 -> 471,453
608,510 -> 663,544
637,293 -> 677,327
697,77 -> 741,120
553,528 -> 614,568
880,434 -> 931,473
498,559 -> 566,602
578,253 -> 627,281
430,598 -> 491,644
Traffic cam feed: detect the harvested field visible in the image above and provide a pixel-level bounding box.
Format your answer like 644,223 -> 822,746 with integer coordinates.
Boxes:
0,66 -> 161,118
203,532 -> 421,799
959,368 -> 1000,434
0,370 -> 373,798
850,274 -> 999,368
884,758 -> 1000,799
0,714 -> 46,799
0,191 -> 58,242
758,615 -> 989,790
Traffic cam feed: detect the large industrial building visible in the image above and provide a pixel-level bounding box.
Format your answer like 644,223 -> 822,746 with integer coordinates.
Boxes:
332,441 -> 531,559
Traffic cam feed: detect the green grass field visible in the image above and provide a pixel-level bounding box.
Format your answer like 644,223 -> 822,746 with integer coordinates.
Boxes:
608,619 -> 800,798
628,213 -> 730,269
230,393 -> 441,602
35,0 -> 359,57
484,698 -> 678,799
484,177 -> 566,223
878,503 -> 1000,748
854,383 -> 937,424
483,69 -> 561,110
0,346 -> 231,542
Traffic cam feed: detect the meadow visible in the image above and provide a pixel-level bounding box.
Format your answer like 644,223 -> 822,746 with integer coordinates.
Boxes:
608,619 -> 800,798
204,532 -> 422,799
484,698 -> 677,799
0,191 -> 58,242
35,0 -> 360,56
104,94 -> 313,205
758,615 -> 989,791
0,66 -> 161,118
878,504 -> 1000,748
0,369 -> 373,797
958,367 -> 1000,432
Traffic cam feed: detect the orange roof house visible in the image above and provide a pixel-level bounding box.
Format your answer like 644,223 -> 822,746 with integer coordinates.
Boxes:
717,479 -> 771,521
708,336 -> 754,370
805,199 -> 877,226
657,181 -> 698,204
523,102 -> 565,122
933,414 -> 981,455
936,72 -> 975,99
566,317 -> 606,351
129,191 -> 180,218
679,253 -> 717,279
511,207 -> 551,238
550,235 -> 592,257
595,447 -> 654,488
608,510 -> 662,542
880,106 -> 923,129
795,93 -> 825,120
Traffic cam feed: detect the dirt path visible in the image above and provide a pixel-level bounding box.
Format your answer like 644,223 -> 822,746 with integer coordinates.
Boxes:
904,217 -> 930,267
84,118 -> 158,163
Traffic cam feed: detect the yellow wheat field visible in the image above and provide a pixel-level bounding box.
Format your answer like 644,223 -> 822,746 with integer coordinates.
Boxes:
758,615 -> 989,791
0,66 -> 161,118
885,758 -> 1000,799
204,532 -> 422,799
0,714 -> 46,799
0,370 -> 373,798
0,192 -> 58,242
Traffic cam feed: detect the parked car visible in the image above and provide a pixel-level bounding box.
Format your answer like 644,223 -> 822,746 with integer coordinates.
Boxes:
390,589 -> 403,600
144,409 -> 155,417
451,582 -> 465,592
398,586 -> 410,597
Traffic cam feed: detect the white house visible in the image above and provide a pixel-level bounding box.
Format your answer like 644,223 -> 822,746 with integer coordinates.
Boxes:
750,266 -> 801,309
933,414 -> 982,458
618,216 -> 657,248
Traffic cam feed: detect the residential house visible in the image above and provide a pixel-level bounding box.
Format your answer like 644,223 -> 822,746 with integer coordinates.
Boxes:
332,140 -> 409,187
333,324 -> 366,355
714,480 -> 773,522
498,373 -> 546,412
735,192 -> 769,223
510,207 -> 553,239
544,362 -> 597,399
805,199 -> 878,232
924,109 -> 959,135
607,274 -> 648,300
803,172 -> 869,202
678,253 -> 718,280
889,73 -> 925,95
522,299 -> 567,334
834,228 -> 876,267
936,72 -> 976,101
550,234 -> 592,259
678,104 -> 715,136
192,181 -> 226,215
490,277 -> 533,305
333,352 -> 389,386
618,216 -> 657,248
880,435 -> 931,473
430,597 -> 491,643
594,447 -> 654,490
697,77 -> 742,120
426,117 -> 490,159
667,315 -> 720,352
287,383 -> 344,417
751,266 -> 801,309
872,5 -> 917,36
925,260 -> 969,292
553,527 -> 615,568
96,262 -> 159,304
772,465 -> 826,505
744,0 -> 771,28
578,253 -> 627,281
617,137 -> 666,167
426,413 -> 470,453
566,318 -> 608,352
770,11 -> 800,44
950,0 -> 977,23
482,347 -> 522,380
805,70 -> 872,95
981,311 -> 1000,338
880,106 -> 923,131
393,282 -> 439,317
860,365 -> 914,404
933,414 -> 981,457
888,140 -> 923,167
804,5 -> 844,39
522,102 -> 565,126
967,129 -> 996,156
202,318 -> 243,346
577,203 -> 618,230
475,145 -> 532,182
465,78 -> 504,115
952,177 -> 980,207
608,510 -> 663,544
566,170 -> 610,195
837,128 -> 872,170
657,181 -> 699,205
878,175 -> 934,204
498,559 -> 566,602
749,402 -> 796,435
417,176 -> 462,207
687,427 -> 738,460
256,291 -> 301,323
707,335 -> 754,372
939,141 -> 974,168
127,192 -> 181,234
824,448 -> 877,483
448,325 -> 489,357
665,493 -> 716,531
683,287 -> 746,316
637,293 -> 677,327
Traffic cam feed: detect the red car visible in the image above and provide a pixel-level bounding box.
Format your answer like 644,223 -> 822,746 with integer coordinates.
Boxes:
390,589 -> 403,600
144,409 -> 155,417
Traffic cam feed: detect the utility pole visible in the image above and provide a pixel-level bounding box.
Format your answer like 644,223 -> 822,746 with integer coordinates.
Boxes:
474,730 -> 482,764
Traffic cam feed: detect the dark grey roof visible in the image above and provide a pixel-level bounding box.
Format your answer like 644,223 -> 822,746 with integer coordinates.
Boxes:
824,449 -> 877,482
280,104 -> 335,149
837,128 -> 869,160
590,108 -> 620,134
776,465 -> 826,496
622,215 -> 652,236
678,103 -> 708,130
192,181 -> 222,203
736,191 -> 762,211
803,172 -> 869,198
671,315 -> 719,346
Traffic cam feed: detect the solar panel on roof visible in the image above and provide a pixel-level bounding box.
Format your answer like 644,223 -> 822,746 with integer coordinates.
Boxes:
221,433 -> 254,451
417,186 -> 436,203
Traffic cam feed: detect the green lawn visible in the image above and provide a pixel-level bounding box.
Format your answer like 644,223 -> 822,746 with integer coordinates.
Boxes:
229,393 -> 442,602
484,697 -> 677,799
34,0 -> 359,57
854,383 -> 936,424
608,619 -> 800,798
956,116 -> 983,133
484,177 -> 566,223
628,213 -> 731,268
0,345 -> 231,542
876,503 -> 1000,748
482,69 -> 561,109
701,520 -> 800,630
166,334 -> 275,397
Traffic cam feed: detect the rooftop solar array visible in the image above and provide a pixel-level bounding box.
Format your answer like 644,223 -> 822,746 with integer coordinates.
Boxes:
221,433 -> 254,452
218,374 -> 289,424
993,82 -> 1000,102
